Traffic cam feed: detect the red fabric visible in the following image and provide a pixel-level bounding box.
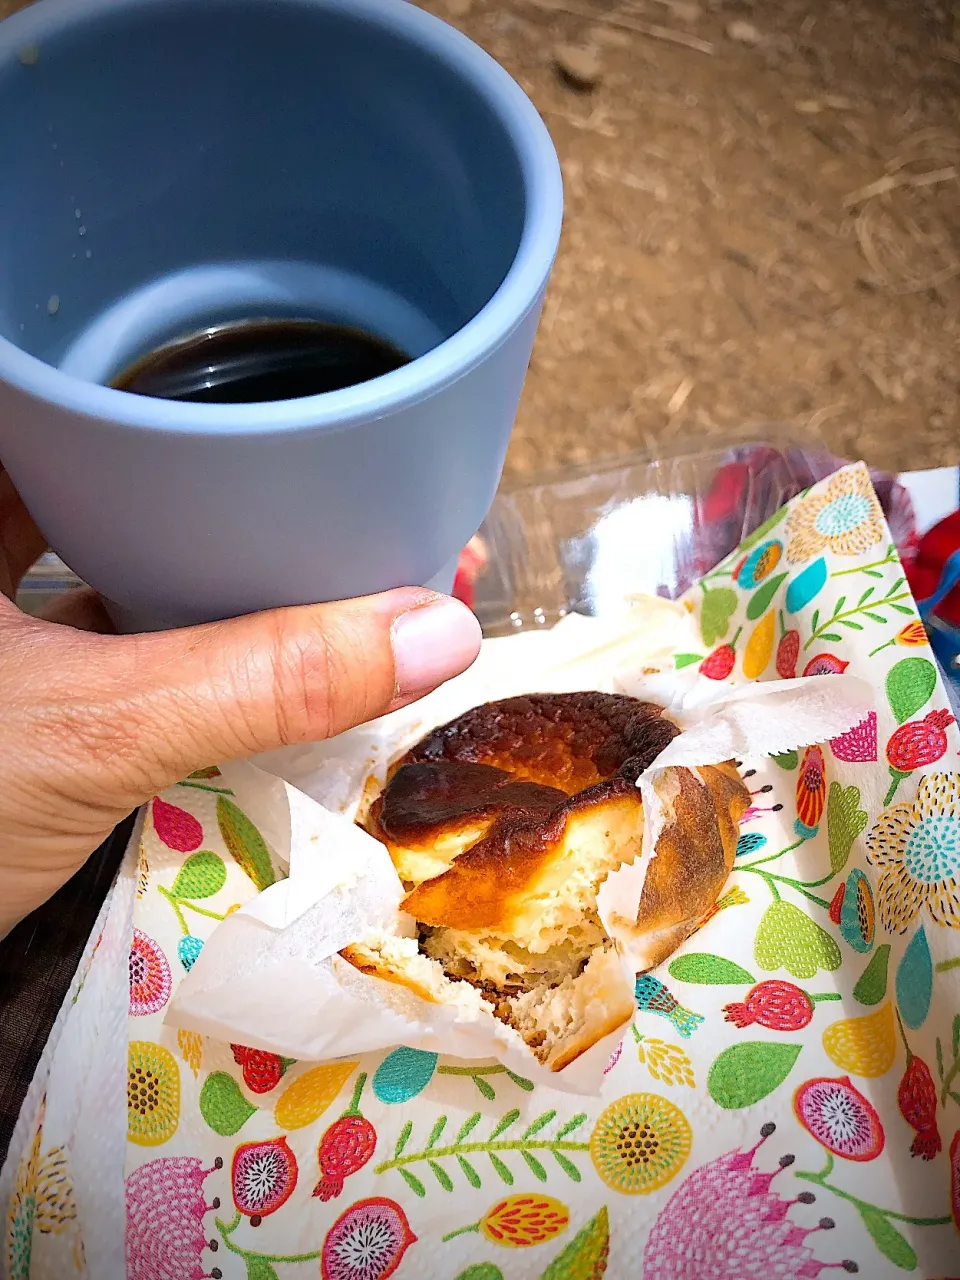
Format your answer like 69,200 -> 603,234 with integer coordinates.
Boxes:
905,510 -> 960,627
451,537 -> 488,612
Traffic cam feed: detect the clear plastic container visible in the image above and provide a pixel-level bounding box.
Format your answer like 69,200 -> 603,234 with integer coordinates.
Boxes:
19,432 -> 917,634
17,550 -> 83,618
472,432 -> 916,636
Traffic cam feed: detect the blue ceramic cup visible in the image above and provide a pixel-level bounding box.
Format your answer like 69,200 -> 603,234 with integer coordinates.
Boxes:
0,0 -> 562,630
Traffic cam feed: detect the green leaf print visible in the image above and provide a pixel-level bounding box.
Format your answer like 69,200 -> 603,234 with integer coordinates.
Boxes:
700,587 -> 738,647
375,1109 -> 589,1195
541,1206 -> 609,1279
754,901 -> 841,979
668,953 -> 755,985
199,1072 -> 257,1136
245,1260 -> 280,1280
746,573 -> 788,621
804,581 -> 913,650
826,783 -> 867,874
216,796 -> 275,891
936,1021 -> 960,1108
455,1268 -> 505,1280
171,850 -> 227,900
886,656 -> 937,725
429,1159 -> 454,1191
551,1153 -> 583,1183
399,1169 -> 426,1197
458,1155 -> 483,1187
523,1112 -> 557,1139
795,1155 -> 950,1270
426,1115 -> 448,1148
435,1063 -> 535,1099
674,652 -> 703,670
853,945 -> 891,1006
707,1042 -> 802,1109
858,1209 -> 917,1271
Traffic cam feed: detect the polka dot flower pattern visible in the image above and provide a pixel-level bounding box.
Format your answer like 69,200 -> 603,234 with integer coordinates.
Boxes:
786,467 -> 885,562
11,463 -> 955,1279
127,1042 -> 180,1147
98,466 -> 955,1278
866,772 -> 960,930
590,1094 -> 692,1194
128,928 -> 172,1017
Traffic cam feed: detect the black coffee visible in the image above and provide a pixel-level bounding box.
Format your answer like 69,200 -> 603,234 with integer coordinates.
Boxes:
111,317 -> 411,403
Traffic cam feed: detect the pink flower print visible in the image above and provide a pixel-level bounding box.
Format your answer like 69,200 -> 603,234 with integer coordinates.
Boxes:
125,1156 -> 223,1280
643,1124 -> 858,1278
129,929 -> 172,1017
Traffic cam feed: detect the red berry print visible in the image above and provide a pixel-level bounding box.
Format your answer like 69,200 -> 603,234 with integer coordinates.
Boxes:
886,708 -> 955,773
896,1011 -> 942,1161
723,981 -> 814,1032
700,625 -> 742,680
701,646 -> 735,680
802,653 -> 849,677
314,1073 -> 377,1201
776,629 -> 800,679
700,646 -> 736,680
231,1044 -> 286,1095
897,1054 -> 941,1160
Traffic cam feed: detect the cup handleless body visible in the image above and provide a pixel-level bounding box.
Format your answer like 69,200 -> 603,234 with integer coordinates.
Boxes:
0,0 -> 562,628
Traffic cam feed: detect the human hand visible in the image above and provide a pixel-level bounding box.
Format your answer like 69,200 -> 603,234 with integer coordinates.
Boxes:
0,468 -> 481,937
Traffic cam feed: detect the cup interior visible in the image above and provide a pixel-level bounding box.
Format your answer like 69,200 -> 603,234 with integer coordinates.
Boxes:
0,0 -> 528,385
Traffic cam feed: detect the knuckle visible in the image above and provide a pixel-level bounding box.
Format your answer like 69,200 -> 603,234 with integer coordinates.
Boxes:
262,612 -> 337,744
266,610 -> 377,745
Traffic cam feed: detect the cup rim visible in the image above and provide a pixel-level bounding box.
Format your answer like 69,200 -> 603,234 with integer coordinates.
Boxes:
0,0 -> 562,436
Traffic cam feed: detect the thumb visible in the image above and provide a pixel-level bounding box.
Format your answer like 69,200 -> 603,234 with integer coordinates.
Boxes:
96,587 -> 481,796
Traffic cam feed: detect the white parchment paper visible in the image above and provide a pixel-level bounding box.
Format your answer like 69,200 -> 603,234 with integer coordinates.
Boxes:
167,599 -> 872,1093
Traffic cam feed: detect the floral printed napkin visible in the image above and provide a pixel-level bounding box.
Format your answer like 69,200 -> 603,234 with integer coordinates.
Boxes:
4,461 -> 960,1280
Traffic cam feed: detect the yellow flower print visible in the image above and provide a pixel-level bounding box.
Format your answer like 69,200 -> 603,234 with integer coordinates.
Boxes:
5,1114 -> 41,1280
635,1035 -> 696,1088
127,1042 -> 180,1146
136,844 -> 150,898
697,884 -> 749,932
5,1103 -> 82,1280
866,772 -> 960,931
445,1195 -> 570,1248
176,1029 -> 204,1078
869,619 -> 929,659
34,1147 -> 78,1236
590,1092 -> 691,1194
786,467 -> 884,564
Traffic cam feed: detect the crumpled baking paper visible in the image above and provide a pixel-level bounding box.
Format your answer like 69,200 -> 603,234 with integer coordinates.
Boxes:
167,600 -> 871,1094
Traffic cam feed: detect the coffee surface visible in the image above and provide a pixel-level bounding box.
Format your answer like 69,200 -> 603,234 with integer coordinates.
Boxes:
111,318 -> 411,403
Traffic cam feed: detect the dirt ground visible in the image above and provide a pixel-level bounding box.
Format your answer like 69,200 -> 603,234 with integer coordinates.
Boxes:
421,0 -> 960,478
4,0 -> 959,480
